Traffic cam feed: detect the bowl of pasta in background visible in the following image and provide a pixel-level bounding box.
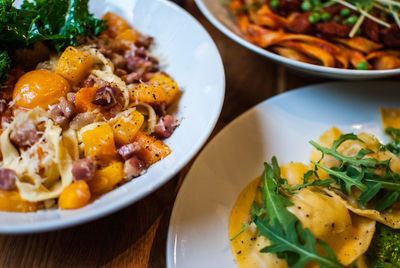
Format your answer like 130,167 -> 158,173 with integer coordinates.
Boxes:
195,0 -> 400,79
2,0 -> 224,233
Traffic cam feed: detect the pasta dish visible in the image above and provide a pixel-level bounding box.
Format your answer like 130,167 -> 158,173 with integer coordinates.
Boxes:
226,0 -> 400,70
0,1 -> 179,211
229,108 -> 400,267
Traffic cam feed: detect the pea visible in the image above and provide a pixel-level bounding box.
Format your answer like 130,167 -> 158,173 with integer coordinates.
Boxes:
301,1 -> 312,11
357,61 -> 368,70
321,12 -> 331,21
308,13 -> 321,23
270,0 -> 279,8
340,8 -> 350,17
346,15 -> 358,25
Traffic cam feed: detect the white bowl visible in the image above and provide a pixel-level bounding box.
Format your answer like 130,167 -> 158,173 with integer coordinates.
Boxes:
195,0 -> 400,79
2,0 -> 225,234
167,81 -> 400,267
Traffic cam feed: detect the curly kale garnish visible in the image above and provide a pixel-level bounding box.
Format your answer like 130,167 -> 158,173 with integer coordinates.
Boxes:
0,50 -> 11,86
0,0 -> 107,86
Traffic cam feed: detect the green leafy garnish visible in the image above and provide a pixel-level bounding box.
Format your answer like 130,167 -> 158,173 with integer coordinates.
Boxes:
309,134 -> 389,168
385,127 -> 400,155
310,133 -> 400,211
283,170 -> 335,193
366,223 -> 400,267
0,0 -> 107,87
256,160 -> 345,267
0,51 -> 11,86
312,161 -> 367,193
231,158 -> 346,267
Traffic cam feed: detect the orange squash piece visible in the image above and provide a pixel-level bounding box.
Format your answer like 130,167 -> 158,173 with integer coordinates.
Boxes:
88,162 -> 125,194
149,74 -> 180,105
75,87 -> 101,113
81,124 -> 118,162
58,181 -> 91,210
110,109 -> 145,146
13,70 -> 71,109
55,46 -> 93,85
0,190 -> 38,212
102,12 -> 131,38
116,29 -> 141,43
129,82 -> 168,105
130,74 -> 179,106
133,131 -> 171,165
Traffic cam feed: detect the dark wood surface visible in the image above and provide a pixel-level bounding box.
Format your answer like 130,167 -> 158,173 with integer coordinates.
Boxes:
0,1 -> 321,267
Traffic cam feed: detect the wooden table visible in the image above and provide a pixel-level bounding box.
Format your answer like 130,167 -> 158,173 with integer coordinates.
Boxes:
0,1 -> 322,267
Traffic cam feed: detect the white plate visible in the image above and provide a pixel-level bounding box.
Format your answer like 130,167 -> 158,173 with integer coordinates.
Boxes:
1,0 -> 225,234
167,81 -> 400,267
195,0 -> 400,79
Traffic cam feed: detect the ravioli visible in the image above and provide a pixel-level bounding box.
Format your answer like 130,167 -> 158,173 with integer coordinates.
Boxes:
229,162 -> 375,267
310,127 -> 400,228
380,108 -> 400,130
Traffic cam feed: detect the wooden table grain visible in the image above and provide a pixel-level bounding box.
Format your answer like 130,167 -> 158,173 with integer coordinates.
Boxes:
0,1 -> 321,267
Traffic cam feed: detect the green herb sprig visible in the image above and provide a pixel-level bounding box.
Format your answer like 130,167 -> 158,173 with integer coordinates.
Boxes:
310,133 -> 400,211
385,127 -> 400,154
0,0 -> 107,87
257,160 -> 345,267
231,158 -> 347,267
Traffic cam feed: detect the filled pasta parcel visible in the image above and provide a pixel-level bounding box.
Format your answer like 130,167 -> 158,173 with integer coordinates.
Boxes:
229,107 -> 400,267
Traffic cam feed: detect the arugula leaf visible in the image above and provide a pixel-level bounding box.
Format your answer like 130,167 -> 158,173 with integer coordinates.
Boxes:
256,218 -> 344,268
255,159 -> 345,267
310,133 -> 400,211
310,134 -> 389,168
312,161 -> 367,192
230,201 -> 265,241
262,161 -> 297,226
358,180 -> 382,205
376,191 -> 399,212
385,127 -> 400,155
285,177 -> 335,192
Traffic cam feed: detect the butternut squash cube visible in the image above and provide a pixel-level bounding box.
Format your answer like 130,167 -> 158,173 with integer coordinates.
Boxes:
88,162 -> 125,194
149,74 -> 180,105
133,131 -> 171,165
59,181 -> 91,210
0,190 -> 38,212
110,109 -> 145,146
75,87 -> 101,113
55,46 -> 93,85
102,12 -> 131,38
81,124 -> 118,162
13,70 -> 70,109
116,29 -> 141,43
129,82 -> 168,105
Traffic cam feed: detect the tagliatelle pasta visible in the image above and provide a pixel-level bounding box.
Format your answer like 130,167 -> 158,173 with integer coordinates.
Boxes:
1,108 -> 76,202
227,0 -> 400,70
0,11 -> 181,211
